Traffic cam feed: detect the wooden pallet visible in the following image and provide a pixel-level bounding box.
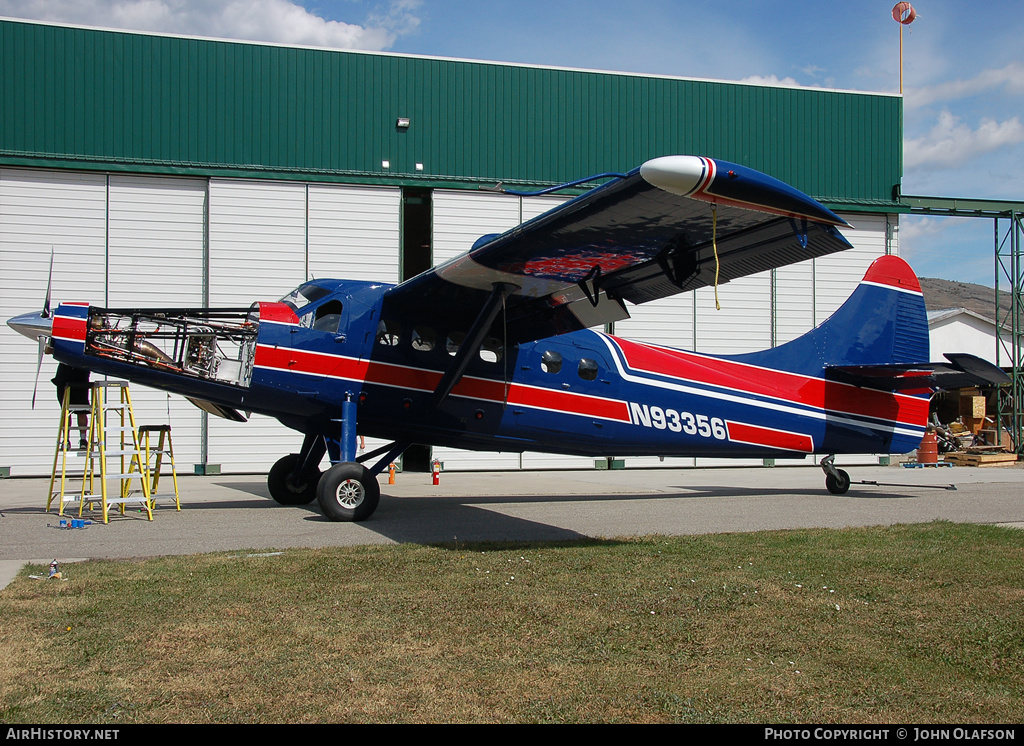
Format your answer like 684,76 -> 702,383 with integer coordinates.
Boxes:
943,452 -> 1019,467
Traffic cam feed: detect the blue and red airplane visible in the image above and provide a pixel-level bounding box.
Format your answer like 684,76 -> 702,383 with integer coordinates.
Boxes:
7,155 -> 1009,521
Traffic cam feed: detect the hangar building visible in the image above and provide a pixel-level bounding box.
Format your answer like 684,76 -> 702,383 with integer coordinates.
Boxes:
0,18 -> 904,476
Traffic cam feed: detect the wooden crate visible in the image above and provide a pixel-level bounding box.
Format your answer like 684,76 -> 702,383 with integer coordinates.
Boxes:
960,395 -> 986,419
944,452 -> 1018,467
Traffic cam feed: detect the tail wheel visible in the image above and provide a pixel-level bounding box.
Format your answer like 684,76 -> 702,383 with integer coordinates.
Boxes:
825,469 -> 851,495
317,462 -> 380,522
268,453 -> 321,505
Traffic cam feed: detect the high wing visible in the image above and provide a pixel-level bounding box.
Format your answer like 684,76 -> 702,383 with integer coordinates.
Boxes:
382,155 -> 853,345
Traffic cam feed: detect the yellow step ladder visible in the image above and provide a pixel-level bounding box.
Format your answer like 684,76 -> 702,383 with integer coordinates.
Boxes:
139,424 -> 180,511
48,381 -> 153,523
47,384 -> 94,516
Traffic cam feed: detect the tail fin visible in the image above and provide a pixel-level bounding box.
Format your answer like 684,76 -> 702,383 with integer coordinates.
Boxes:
740,255 -> 929,376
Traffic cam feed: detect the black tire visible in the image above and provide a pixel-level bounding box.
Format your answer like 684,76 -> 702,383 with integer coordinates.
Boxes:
825,468 -> 851,495
317,462 -> 380,522
267,453 -> 321,505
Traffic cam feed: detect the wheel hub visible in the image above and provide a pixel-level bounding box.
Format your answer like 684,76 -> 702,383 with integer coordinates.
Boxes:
334,479 -> 365,508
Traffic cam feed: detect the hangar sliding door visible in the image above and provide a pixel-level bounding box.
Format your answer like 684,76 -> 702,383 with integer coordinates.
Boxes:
207,179 -> 308,473
431,190 -> 523,470
107,175 -> 207,470
308,184 -> 401,283
516,195 -> 597,471
430,190 -> 597,471
206,179 -> 402,474
0,169 -> 107,475
308,183 -> 401,465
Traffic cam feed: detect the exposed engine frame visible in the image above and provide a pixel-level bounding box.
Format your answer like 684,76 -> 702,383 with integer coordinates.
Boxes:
84,307 -> 258,388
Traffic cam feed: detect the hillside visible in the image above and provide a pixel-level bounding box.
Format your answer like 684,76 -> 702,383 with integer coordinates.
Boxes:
918,277 -> 1012,319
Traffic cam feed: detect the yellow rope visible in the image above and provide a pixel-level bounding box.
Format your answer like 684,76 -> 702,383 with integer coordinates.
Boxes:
712,204 -> 721,310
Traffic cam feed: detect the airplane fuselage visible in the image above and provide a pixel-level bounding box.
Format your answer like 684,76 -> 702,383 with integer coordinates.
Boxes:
48,276 -> 929,463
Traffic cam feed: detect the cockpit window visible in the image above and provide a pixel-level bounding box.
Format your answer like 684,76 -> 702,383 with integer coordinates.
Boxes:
312,300 -> 343,333
279,282 -> 333,315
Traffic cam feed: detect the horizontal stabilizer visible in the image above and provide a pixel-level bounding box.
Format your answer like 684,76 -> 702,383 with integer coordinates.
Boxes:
826,353 -> 1011,392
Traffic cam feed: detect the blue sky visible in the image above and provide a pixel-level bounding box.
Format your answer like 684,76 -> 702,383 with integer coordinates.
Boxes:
2,0 -> 1022,286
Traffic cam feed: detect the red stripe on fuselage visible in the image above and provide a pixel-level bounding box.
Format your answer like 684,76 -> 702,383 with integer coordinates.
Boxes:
506,384 -> 631,423
253,344 -> 632,423
609,336 -> 928,427
52,313 -> 87,342
726,421 -> 814,452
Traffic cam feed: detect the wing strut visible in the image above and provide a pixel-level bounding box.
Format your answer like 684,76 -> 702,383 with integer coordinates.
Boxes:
429,282 -> 514,408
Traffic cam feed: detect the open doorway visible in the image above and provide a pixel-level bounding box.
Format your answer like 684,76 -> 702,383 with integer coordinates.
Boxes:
402,188 -> 432,281
401,187 -> 434,471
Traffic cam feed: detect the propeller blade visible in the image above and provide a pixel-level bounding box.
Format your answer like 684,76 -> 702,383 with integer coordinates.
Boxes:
43,247 -> 54,318
31,335 -> 46,410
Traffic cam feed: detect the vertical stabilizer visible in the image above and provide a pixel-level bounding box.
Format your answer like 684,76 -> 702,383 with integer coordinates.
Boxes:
737,255 -> 929,376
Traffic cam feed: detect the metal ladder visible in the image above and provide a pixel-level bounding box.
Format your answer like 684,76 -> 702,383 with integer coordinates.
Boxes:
47,384 -> 94,516
50,381 -> 153,523
139,424 -> 180,511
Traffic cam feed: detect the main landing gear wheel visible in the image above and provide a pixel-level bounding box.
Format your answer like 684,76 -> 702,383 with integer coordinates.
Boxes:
317,462 -> 380,522
825,469 -> 851,495
267,453 -> 321,505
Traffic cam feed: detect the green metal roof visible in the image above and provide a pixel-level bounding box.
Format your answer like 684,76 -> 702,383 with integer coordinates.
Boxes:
900,195 -> 1024,217
0,19 -> 903,209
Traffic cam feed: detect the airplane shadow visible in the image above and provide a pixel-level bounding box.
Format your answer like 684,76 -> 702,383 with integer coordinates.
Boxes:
204,478 -> 947,545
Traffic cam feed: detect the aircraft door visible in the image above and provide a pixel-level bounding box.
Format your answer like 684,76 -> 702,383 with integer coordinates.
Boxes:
279,297 -> 361,393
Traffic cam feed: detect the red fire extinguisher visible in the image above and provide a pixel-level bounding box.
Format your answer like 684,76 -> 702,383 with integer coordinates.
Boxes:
431,458 -> 442,486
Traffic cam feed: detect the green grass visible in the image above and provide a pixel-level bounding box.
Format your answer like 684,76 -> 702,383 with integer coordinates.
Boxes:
1,521 -> 1022,723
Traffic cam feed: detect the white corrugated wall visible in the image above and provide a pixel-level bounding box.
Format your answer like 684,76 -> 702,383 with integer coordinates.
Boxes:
206,179 -> 403,474
107,174 -> 208,470
430,190 -> 599,470
0,168 -> 896,477
0,171 -> 402,477
1,169 -> 108,475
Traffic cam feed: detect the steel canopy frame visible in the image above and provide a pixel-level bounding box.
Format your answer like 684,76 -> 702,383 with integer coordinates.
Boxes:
901,195 -> 1024,454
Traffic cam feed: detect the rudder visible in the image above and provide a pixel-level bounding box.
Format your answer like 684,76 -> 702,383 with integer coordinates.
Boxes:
736,255 -> 929,376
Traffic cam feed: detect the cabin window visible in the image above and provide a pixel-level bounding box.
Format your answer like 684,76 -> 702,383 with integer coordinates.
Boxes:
446,331 -> 466,356
311,300 -> 343,333
411,326 -> 436,352
376,319 -> 401,346
578,358 -> 598,381
479,337 -> 503,363
541,350 -> 562,374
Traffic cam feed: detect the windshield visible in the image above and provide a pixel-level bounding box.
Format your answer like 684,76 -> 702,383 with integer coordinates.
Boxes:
279,282 -> 333,315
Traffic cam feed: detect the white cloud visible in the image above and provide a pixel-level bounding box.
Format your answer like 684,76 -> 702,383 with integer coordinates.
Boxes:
905,63 -> 1024,110
0,0 -> 423,50
737,74 -> 801,88
898,215 -> 949,244
904,109 -> 1024,171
